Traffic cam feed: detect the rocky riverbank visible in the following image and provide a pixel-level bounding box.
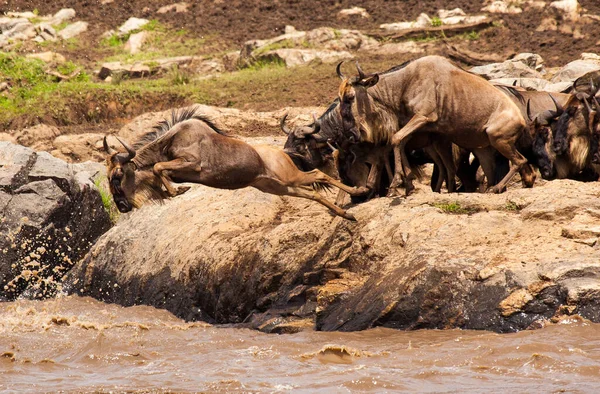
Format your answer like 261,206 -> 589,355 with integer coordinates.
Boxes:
64,168 -> 600,333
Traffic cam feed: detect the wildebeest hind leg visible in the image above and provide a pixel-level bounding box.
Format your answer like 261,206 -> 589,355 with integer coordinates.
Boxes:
302,169 -> 370,197
153,158 -> 198,197
254,178 -> 356,220
285,186 -> 356,221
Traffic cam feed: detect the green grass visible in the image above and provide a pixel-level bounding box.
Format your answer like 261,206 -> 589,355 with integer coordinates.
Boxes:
432,201 -> 477,214
168,64 -> 190,85
245,56 -> 286,71
94,176 -> 119,223
431,16 -> 443,27
100,28 -> 207,64
0,50 -> 322,128
504,200 -> 522,212
462,31 -> 480,41
52,21 -> 70,32
0,53 -> 91,116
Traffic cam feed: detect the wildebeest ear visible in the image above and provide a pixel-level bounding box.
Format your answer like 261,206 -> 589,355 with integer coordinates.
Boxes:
359,74 -> 379,88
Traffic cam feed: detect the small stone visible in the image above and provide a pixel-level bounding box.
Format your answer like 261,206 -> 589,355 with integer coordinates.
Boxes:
118,17 -> 149,35
157,2 -> 190,14
337,7 -> 370,20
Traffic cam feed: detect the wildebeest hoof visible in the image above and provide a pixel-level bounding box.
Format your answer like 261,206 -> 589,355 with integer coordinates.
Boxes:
487,185 -> 506,194
343,212 -> 357,221
354,186 -> 370,195
176,186 -> 191,196
386,187 -> 401,197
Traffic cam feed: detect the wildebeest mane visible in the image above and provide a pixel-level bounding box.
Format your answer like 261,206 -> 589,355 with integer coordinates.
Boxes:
316,98 -> 343,142
380,59 -> 413,76
495,85 -> 526,105
134,106 -> 227,149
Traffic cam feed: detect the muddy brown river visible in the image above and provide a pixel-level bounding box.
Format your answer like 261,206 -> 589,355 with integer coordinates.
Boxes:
1,296 -> 599,393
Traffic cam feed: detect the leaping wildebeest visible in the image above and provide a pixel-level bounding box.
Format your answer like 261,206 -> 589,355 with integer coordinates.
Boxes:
335,55 -> 535,194
103,107 -> 368,221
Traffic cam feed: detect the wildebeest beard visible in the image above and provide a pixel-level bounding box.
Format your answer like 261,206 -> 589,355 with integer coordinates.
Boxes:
552,109 -> 575,155
109,175 -> 131,212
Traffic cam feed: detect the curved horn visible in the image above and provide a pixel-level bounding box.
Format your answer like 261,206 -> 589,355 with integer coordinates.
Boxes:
313,134 -> 328,143
312,113 -> 321,132
549,94 -> 564,116
336,61 -> 345,80
103,135 -> 117,155
115,136 -> 136,161
526,99 -> 533,122
280,113 -> 291,135
356,61 -> 365,80
536,110 -> 557,126
592,95 -> 600,112
584,97 -> 593,114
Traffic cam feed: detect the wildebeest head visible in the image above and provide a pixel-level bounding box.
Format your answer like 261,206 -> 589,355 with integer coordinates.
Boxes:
103,135 -> 140,213
526,97 -> 563,179
281,112 -> 332,171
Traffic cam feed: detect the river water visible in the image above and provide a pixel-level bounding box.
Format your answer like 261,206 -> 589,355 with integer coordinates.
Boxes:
1,295 -> 599,393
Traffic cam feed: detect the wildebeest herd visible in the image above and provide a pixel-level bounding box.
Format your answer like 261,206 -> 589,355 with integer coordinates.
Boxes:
104,55 -> 600,221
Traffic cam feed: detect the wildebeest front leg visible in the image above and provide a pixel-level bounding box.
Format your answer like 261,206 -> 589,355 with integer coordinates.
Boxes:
390,114 -> 433,195
153,158 -> 197,197
434,140 -> 457,192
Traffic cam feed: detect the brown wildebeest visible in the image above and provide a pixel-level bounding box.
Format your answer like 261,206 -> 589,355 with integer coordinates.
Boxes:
103,107 -> 368,221
544,94 -> 600,180
336,56 -> 535,195
515,76 -> 600,181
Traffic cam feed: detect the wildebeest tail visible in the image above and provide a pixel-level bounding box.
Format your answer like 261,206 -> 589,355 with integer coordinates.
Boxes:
313,182 -> 334,193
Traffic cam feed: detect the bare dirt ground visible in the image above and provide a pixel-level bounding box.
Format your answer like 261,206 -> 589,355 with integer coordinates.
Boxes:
2,1 -> 600,144
4,0 -> 600,67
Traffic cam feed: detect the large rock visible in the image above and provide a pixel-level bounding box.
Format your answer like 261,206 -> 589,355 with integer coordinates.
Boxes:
51,133 -> 106,162
58,21 -> 88,40
550,0 -> 581,21
470,57 -> 544,79
124,31 -> 148,54
489,78 -> 572,92
551,59 -> 600,83
65,173 -> 600,333
254,48 -> 353,68
0,142 -> 112,301
118,17 -> 149,35
482,0 -> 523,14
50,9 -> 76,25
98,61 -> 152,80
10,124 -> 62,151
